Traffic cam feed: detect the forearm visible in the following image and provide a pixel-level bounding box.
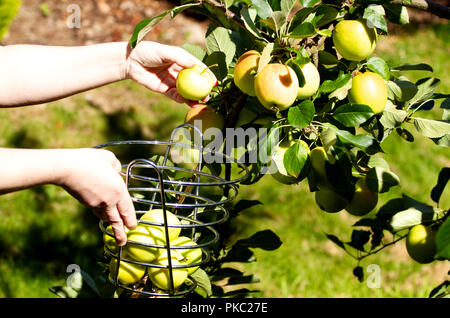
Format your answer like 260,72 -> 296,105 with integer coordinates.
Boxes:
0,42 -> 129,107
0,148 -> 69,194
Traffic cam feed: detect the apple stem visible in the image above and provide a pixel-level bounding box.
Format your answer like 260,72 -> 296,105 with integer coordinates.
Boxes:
201,64 -> 218,74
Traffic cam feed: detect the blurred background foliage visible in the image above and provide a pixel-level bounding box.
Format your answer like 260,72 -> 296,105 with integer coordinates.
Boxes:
0,0 -> 448,297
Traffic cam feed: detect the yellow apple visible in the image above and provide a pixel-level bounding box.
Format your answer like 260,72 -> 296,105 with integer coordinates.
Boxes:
176,65 -> 215,101
124,225 -> 164,263
332,20 -> 377,62
345,177 -> 378,216
171,236 -> 203,275
254,63 -> 299,112
234,50 -> 261,96
148,250 -> 189,291
348,71 -> 388,114
103,225 -> 129,254
139,209 -> 181,242
109,257 -> 146,286
297,62 -> 321,99
406,224 -> 437,264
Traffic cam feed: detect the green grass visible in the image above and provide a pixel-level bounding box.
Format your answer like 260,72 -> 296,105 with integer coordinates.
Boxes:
0,25 -> 448,298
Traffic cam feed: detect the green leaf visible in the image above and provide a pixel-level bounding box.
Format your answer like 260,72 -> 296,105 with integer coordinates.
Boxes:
353,266 -> 364,282
281,0 -> 297,16
387,80 -> 418,103
129,4 -> 197,48
223,245 -> 256,263
181,43 -> 207,62
412,117 -> 450,139
257,42 -> 274,73
228,274 -> 260,285
334,129 -> 382,154
431,167 -> 450,205
271,11 -> 288,34
379,103 -> 408,128
435,217 -> 450,260
366,57 -> 390,80
333,104 -> 374,127
250,0 -> 273,19
380,195 -> 443,232
190,268 -> 212,297
391,63 -> 433,72
349,230 -> 371,252
205,51 -> 228,82
366,166 -> 400,193
429,280 -> 450,298
432,134 -> 450,147
241,7 -> 265,40
396,127 -> 415,142
363,5 -> 388,33
205,26 -> 236,67
224,0 -> 236,9
325,234 -> 347,251
319,72 -> 352,94
283,141 -> 309,178
367,155 -> 390,171
441,98 -> 450,121
384,4 -> 409,24
300,0 -> 320,7
287,100 -> 315,129
312,5 -> 340,28
288,22 -> 316,38
235,229 -> 282,251
408,77 -> 441,105
408,77 -> 441,107
317,29 -> 332,37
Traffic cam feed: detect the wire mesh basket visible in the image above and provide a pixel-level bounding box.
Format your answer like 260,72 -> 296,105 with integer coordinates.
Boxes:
95,124 -> 250,297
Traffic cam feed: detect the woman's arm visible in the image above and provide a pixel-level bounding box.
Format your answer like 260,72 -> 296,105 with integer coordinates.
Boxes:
0,42 -> 128,107
0,41 -> 213,107
0,147 -> 137,245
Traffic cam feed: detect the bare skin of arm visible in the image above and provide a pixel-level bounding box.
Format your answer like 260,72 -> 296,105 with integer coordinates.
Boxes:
0,41 -> 216,244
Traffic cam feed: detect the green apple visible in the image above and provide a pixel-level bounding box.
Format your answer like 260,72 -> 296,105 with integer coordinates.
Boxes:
140,209 -> 181,242
332,20 -> 377,62
297,62 -> 321,99
254,63 -> 299,112
124,225 -> 164,263
176,65 -> 215,101
348,71 -> 388,114
345,177 -> 378,216
406,224 -> 437,264
148,250 -> 189,291
233,50 -> 261,96
309,146 -> 332,190
103,225 -> 129,254
171,236 -> 203,275
315,190 -> 349,213
109,256 -> 146,286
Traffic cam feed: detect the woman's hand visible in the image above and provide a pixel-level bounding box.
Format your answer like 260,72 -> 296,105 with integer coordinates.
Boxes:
125,41 -> 217,105
56,148 -> 137,246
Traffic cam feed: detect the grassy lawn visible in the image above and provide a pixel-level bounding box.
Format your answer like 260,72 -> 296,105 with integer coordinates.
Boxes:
0,25 -> 448,298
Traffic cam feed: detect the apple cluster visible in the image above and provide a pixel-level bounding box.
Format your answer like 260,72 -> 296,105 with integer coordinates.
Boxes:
104,209 -> 202,291
233,50 -> 321,112
309,146 -> 378,216
232,20 -> 387,115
